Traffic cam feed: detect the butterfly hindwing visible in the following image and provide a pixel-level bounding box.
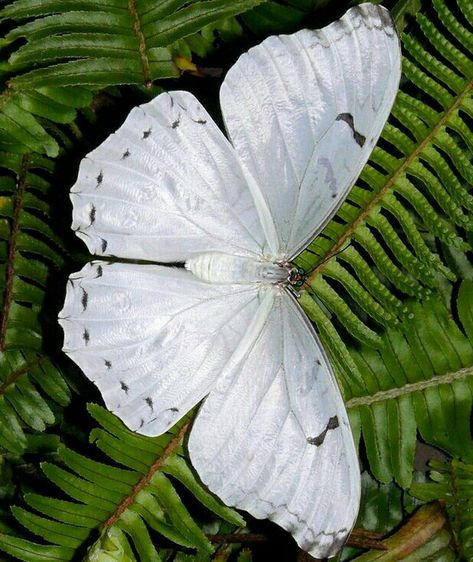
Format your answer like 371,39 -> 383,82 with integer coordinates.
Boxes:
59,262 -> 263,435
189,290 -> 360,559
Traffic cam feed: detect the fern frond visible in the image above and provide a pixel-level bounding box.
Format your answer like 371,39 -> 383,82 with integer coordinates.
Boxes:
0,404 -> 244,562
175,0 -> 316,60
411,459 -> 473,560
314,279 -> 473,489
1,0 -> 266,88
0,0 -> 267,156
0,154 -> 70,454
299,0 -> 473,352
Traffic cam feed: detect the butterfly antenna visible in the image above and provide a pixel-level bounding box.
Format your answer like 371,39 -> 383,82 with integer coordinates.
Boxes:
300,241 -> 352,291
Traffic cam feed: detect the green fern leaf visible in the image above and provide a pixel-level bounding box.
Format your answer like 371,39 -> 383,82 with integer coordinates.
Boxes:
0,0 -> 267,156
1,0 -> 267,88
176,0 -> 316,61
0,404 -> 244,561
0,154 -> 70,454
333,280 -> 473,489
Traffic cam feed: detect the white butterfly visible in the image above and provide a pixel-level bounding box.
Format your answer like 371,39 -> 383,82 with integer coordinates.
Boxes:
59,3 -> 401,558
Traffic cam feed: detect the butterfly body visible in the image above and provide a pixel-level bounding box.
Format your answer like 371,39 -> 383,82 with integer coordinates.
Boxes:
185,253 -> 289,284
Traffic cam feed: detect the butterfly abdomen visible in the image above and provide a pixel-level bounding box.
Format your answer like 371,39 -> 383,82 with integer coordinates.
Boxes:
185,253 -> 288,284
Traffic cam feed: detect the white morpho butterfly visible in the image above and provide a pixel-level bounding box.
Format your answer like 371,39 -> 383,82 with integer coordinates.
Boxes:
59,3 -> 401,558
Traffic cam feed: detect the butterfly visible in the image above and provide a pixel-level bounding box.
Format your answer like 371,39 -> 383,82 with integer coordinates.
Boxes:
59,3 -> 401,558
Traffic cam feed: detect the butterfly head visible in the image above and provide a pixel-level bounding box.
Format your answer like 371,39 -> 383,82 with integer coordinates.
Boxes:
287,265 -> 306,288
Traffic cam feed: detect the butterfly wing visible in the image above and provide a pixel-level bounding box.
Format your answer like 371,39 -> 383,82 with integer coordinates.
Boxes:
189,290 -> 360,558
220,3 -> 401,259
70,91 -> 267,262
59,261 -> 263,435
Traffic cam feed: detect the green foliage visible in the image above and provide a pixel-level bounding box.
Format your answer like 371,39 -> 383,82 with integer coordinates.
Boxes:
411,458 -> 473,560
351,502 -> 456,561
0,0 -> 471,560
0,0 -> 269,156
349,279 -> 473,488
0,153 -> 70,454
0,404 -> 244,562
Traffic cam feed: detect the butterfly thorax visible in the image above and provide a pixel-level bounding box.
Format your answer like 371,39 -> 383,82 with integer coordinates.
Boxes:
185,253 -> 289,285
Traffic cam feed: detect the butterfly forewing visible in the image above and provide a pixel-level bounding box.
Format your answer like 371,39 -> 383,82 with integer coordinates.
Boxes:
70,91 -> 266,262
220,3 -> 401,259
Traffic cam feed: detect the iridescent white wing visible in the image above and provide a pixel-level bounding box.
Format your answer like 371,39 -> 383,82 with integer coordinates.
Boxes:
189,290 -> 360,559
59,261 -> 264,435
220,3 -> 401,259
70,91 -> 267,262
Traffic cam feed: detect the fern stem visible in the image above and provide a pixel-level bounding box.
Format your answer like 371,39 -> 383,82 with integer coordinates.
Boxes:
346,364 -> 473,408
128,0 -> 152,87
306,77 -> 473,286
450,460 -> 466,559
102,421 -> 190,528
0,154 -> 29,351
0,355 -> 42,395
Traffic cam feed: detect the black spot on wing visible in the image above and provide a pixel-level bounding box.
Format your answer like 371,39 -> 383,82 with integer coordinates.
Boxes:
120,381 -> 129,394
83,328 -> 90,345
96,171 -> 103,187
95,265 -> 103,278
336,113 -> 366,147
145,397 -> 154,411
121,149 -> 130,159
307,415 -> 339,446
327,416 -> 339,430
142,128 -> 152,139
105,360 -> 112,369
193,118 -> 207,125
89,204 -> 96,226
170,407 -> 179,413
353,131 -> 366,148
139,418 -> 145,428
81,288 -> 88,311
171,119 -> 180,129
101,238 -> 108,253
